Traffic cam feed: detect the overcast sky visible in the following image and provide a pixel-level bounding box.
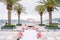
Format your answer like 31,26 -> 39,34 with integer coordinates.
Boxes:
0,0 -> 60,21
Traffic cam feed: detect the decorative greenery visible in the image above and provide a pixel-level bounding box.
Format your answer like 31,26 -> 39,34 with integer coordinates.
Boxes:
16,24 -> 22,26
1,25 -> 16,29
45,24 -> 58,29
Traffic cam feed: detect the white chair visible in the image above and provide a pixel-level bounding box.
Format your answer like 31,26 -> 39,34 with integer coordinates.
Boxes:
58,24 -> 60,28
0,36 -> 5,40
39,39 -> 43,40
0,36 -> 5,39
6,36 -> 13,40
47,37 -> 55,40
56,36 -> 60,40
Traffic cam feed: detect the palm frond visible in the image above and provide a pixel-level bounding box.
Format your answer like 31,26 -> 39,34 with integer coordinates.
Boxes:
35,5 -> 45,13
37,0 -> 60,13
37,1 -> 45,4
54,7 -> 59,11
55,0 -> 60,4
22,10 -> 27,14
13,3 -> 25,14
43,0 -> 46,2
56,4 -> 60,7
44,9 -> 47,14
37,0 -> 46,4
5,0 -> 20,4
12,0 -> 20,3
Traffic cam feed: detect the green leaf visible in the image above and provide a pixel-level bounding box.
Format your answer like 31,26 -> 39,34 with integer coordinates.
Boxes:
55,0 -> 60,4
56,4 -> 60,7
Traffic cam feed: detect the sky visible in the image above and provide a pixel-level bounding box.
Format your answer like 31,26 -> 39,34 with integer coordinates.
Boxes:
0,0 -> 60,21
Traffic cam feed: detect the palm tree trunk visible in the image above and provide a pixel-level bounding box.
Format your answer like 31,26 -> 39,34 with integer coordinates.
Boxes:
8,10 -> 11,25
40,15 -> 43,25
41,16 -> 42,25
18,13 -> 20,24
49,11 -> 52,25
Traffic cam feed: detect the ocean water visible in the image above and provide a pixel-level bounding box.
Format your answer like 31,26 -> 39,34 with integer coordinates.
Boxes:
0,20 -> 40,25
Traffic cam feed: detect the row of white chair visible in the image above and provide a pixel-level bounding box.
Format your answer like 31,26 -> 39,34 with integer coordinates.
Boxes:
39,36 -> 60,40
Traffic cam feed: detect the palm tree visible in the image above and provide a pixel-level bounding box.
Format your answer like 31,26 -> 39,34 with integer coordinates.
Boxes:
38,0 -> 60,25
0,0 -> 20,25
13,3 -> 25,25
35,5 -> 45,25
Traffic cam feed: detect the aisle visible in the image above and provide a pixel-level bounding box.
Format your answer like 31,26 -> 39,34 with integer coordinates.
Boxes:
20,30 -> 37,40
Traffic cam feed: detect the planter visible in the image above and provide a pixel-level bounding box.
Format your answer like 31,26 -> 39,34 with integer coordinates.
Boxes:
39,24 -> 45,26
16,24 -> 22,26
1,25 -> 16,29
45,24 -> 58,29
28,26 -> 34,27
45,26 -> 58,29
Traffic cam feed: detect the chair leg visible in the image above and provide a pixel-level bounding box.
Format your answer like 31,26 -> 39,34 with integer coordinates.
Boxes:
17,38 -> 19,40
